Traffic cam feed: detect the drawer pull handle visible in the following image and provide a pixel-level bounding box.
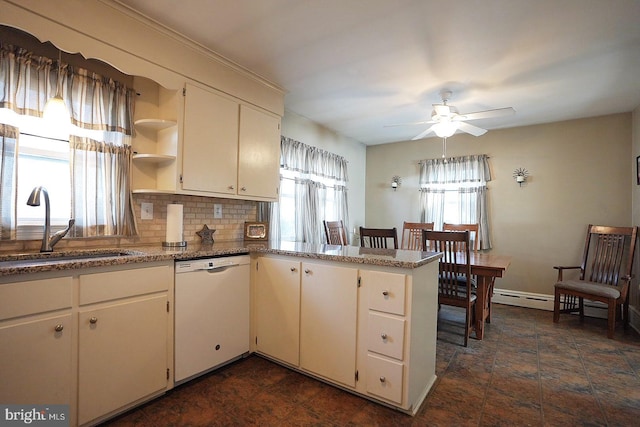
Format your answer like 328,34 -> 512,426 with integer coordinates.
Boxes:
290,267 -> 297,272
381,333 -> 387,340
89,317 -> 98,324
54,324 -> 64,332
379,376 -> 386,383
382,290 -> 389,296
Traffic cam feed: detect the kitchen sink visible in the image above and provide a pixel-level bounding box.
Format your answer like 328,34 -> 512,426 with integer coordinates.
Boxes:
0,250 -> 146,268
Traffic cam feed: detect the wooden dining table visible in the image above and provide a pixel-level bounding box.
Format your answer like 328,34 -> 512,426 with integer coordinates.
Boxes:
466,252 -> 512,340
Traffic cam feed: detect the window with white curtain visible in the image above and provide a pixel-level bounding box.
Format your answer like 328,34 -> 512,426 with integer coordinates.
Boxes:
419,154 -> 492,249
274,137 -> 349,244
0,41 -> 136,240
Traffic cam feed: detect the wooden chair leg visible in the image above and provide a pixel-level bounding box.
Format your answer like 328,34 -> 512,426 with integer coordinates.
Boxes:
607,300 -> 616,339
463,306 -> 469,347
624,299 -> 630,330
553,288 -> 561,323
579,297 -> 584,321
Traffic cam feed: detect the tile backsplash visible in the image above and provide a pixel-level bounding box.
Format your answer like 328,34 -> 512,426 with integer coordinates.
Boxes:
0,194 -> 259,253
132,194 -> 258,245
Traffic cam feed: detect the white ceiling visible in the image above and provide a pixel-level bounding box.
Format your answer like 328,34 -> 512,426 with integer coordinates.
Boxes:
115,0 -> 640,145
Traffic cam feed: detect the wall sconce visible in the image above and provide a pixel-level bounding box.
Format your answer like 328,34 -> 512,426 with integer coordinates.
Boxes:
513,168 -> 529,187
391,175 -> 402,191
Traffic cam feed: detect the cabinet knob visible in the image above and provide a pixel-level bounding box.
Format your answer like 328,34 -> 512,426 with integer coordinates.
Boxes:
382,290 -> 389,296
304,269 -> 311,274
240,187 -> 247,191
381,333 -> 387,340
379,376 -> 386,383
228,185 -> 234,190
89,317 -> 98,324
290,267 -> 297,272
54,324 -> 64,332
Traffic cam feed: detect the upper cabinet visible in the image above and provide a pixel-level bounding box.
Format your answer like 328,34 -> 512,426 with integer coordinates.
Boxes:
238,104 -> 281,200
181,83 -> 281,201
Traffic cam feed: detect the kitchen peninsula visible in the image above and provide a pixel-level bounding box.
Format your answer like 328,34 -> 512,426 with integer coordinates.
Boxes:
0,242 -> 441,424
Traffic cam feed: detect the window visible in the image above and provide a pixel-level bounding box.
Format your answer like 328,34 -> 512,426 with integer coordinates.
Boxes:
0,41 -> 137,240
274,137 -> 349,244
419,155 -> 492,249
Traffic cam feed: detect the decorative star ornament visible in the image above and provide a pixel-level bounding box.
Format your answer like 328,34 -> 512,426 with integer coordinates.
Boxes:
196,224 -> 216,245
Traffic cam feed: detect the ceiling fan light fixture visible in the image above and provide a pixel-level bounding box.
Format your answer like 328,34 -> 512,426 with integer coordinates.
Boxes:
433,121 -> 457,138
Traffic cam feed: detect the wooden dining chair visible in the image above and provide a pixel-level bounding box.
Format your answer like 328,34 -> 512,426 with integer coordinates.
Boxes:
553,224 -> 638,339
359,227 -> 398,249
443,223 -> 480,252
423,229 -> 475,347
323,220 -> 348,245
401,221 -> 434,250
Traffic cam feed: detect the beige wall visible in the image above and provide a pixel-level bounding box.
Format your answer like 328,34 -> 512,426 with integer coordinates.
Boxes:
366,113 -> 632,296
281,110 -> 367,245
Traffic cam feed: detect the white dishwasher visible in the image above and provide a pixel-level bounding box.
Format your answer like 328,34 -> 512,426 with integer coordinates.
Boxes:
174,255 -> 250,384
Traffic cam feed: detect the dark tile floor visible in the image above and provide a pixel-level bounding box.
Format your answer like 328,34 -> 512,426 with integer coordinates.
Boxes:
105,304 -> 640,426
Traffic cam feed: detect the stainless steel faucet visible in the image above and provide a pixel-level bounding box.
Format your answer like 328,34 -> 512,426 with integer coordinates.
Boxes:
26,186 -> 75,252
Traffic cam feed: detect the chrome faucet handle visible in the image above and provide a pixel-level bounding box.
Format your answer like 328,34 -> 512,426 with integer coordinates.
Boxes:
49,218 -> 75,249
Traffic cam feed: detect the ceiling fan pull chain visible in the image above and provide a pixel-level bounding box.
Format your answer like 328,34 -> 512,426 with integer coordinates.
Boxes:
442,137 -> 447,158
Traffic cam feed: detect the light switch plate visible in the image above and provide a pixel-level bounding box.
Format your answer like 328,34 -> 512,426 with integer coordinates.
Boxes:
141,202 -> 153,220
214,204 -> 223,219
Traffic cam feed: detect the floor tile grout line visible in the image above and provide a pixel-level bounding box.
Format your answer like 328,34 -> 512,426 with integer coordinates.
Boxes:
575,331 -> 610,426
477,316 -> 503,427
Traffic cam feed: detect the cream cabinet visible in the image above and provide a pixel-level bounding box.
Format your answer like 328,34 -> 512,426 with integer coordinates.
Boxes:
253,253 -> 439,415
237,104 -> 281,199
0,261 -> 174,427
181,83 -> 281,201
299,262 -> 358,387
77,264 -> 172,425
0,277 -> 73,406
182,82 -> 239,195
254,256 -> 301,366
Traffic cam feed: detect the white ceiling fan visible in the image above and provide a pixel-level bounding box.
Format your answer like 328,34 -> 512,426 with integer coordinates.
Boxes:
391,90 -> 516,140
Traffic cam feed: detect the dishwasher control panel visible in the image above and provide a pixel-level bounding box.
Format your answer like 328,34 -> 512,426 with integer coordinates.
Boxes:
175,255 -> 250,274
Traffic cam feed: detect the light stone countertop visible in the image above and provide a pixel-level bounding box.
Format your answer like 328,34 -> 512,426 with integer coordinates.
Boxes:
0,240 -> 441,277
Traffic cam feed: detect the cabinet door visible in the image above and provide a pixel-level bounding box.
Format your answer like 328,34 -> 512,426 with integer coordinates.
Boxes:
255,257 -> 300,366
0,313 -> 72,405
78,295 -> 168,425
300,262 -> 358,387
238,104 -> 281,199
182,83 -> 239,194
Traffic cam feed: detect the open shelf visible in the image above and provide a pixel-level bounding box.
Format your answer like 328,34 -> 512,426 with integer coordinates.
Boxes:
132,153 -> 176,163
134,118 -> 177,131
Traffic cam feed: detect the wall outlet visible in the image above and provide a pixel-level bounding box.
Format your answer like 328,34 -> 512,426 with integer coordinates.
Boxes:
141,202 -> 153,220
214,203 -> 223,219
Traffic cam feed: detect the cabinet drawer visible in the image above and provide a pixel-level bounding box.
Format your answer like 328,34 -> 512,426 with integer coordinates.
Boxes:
367,312 -> 405,360
0,277 -> 72,320
79,264 -> 171,305
366,354 -> 404,404
366,271 -> 406,315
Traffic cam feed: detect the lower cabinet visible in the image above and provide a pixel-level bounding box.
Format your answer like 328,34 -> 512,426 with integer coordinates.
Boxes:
299,262 -> 358,387
254,256 -> 301,366
253,254 -> 439,414
0,276 -> 73,406
0,312 -> 73,405
0,261 -> 173,427
78,295 -> 168,425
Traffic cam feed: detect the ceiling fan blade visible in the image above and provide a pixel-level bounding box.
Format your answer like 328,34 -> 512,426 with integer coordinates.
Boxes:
459,107 -> 515,121
457,121 -> 487,137
411,125 -> 437,140
384,120 -> 433,128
